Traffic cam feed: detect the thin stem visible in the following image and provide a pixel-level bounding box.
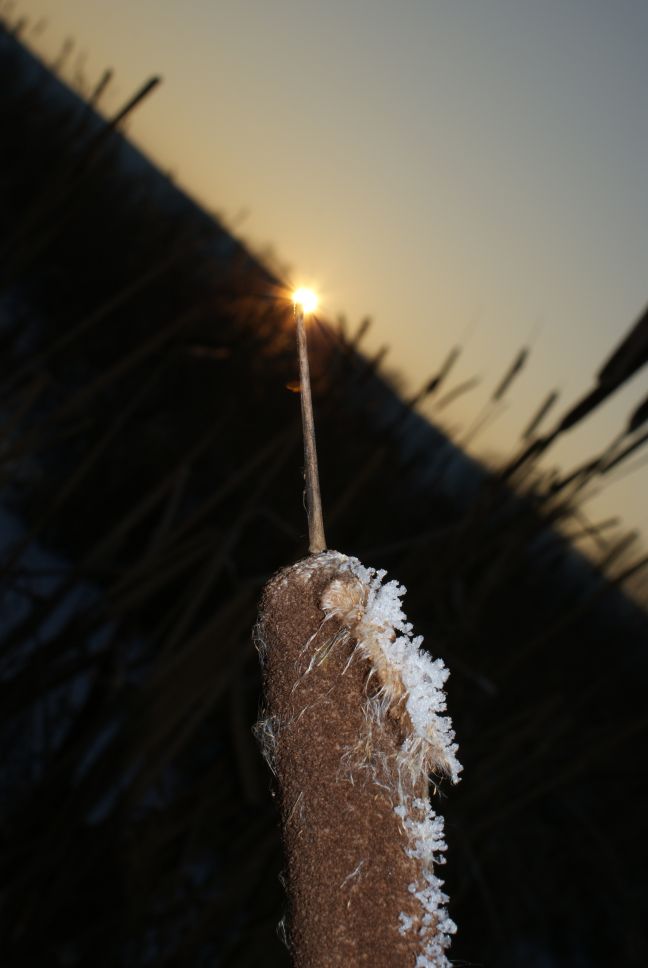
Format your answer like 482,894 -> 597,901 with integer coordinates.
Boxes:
295,306 -> 327,554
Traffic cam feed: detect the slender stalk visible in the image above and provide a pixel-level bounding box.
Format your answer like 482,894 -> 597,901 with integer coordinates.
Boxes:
522,389 -> 559,440
295,306 -> 327,554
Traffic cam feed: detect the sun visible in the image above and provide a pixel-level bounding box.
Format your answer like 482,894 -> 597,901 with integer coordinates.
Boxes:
292,288 -> 318,314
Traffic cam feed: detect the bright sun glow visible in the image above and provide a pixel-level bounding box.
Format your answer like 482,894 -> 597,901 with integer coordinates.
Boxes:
292,288 -> 318,314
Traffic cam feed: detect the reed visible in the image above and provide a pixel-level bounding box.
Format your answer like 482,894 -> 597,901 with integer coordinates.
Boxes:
521,388 -> 559,440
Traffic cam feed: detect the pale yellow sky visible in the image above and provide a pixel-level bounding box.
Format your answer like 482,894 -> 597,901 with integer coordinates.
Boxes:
12,0 -> 648,546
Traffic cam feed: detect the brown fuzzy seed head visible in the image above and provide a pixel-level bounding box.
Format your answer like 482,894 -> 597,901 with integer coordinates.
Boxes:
256,556 -> 433,967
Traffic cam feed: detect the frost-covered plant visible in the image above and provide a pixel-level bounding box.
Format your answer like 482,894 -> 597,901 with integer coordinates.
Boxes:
319,555 -> 461,966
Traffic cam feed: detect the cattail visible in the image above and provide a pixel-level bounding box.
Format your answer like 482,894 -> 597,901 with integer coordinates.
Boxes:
434,375 -> 481,412
521,389 -> 559,440
351,316 -> 372,349
52,36 -> 74,74
627,391 -> 648,435
425,346 -> 461,397
105,76 -> 162,131
460,347 -> 527,450
88,68 -> 114,109
597,304 -> 648,388
436,345 -> 461,385
408,347 -> 461,408
550,398 -> 648,495
254,291 -> 461,966
492,347 -> 529,403
600,427 -> 648,476
504,305 -> 648,478
552,309 -> 648,439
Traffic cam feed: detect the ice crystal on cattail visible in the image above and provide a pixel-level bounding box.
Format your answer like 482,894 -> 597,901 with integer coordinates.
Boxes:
330,556 -> 462,784
319,553 -> 462,966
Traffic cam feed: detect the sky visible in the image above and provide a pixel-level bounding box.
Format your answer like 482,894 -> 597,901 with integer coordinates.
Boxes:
11,0 -> 648,546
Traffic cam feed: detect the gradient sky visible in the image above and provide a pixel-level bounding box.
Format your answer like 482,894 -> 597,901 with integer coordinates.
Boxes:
14,0 -> 648,546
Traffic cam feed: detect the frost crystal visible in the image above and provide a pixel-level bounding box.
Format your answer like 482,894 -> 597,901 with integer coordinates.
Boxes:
339,556 -> 462,784
397,796 -> 457,966
322,554 -> 462,966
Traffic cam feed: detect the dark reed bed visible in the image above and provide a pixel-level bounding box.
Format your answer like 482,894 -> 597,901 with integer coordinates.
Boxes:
1,20 -> 647,968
